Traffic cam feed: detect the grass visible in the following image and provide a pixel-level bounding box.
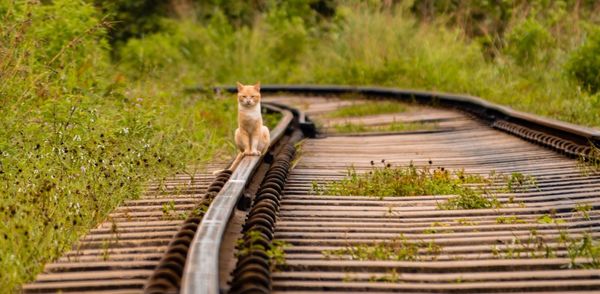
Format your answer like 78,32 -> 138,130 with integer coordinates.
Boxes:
323,234 -> 441,262
236,230 -> 290,272
437,188 -> 502,210
326,228 -> 599,269
262,110 -> 283,130
332,121 -> 436,134
310,161 -> 540,210
312,161 -> 488,198
326,101 -> 407,118
490,229 -> 600,269
312,161 -> 504,209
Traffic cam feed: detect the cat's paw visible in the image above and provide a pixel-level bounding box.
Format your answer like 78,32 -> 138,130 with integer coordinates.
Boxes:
250,150 -> 262,156
243,151 -> 254,156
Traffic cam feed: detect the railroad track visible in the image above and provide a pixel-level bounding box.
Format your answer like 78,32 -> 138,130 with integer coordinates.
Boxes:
23,86 -> 600,293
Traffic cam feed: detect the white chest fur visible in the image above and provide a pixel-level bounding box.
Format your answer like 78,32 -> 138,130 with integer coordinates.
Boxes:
238,103 -> 262,131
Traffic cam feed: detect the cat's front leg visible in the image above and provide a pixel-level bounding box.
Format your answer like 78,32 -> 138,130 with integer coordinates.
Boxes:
239,130 -> 254,156
249,133 -> 261,156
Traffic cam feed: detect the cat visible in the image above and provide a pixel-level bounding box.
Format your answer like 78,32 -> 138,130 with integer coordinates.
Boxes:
227,81 -> 270,171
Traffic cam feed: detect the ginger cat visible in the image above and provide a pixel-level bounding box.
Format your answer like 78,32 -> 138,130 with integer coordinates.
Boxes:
228,81 -> 270,171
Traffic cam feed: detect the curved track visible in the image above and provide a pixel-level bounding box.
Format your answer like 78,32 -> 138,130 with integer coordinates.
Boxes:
22,86 -> 600,293
260,95 -> 600,293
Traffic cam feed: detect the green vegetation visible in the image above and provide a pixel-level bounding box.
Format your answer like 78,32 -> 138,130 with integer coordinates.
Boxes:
262,110 -> 284,130
2,0 -> 599,290
312,161 -> 503,209
506,172 -> 539,193
332,121 -> 436,133
311,161 -> 541,210
490,229 -> 600,268
327,101 -> 407,118
323,234 -> 441,261
574,203 -> 593,220
496,216 -> 526,224
312,161 -> 488,199
437,188 -> 502,210
236,230 -> 289,272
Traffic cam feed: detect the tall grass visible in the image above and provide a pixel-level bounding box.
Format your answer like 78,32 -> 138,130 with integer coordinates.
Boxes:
0,1 -> 236,290
117,2 -> 599,126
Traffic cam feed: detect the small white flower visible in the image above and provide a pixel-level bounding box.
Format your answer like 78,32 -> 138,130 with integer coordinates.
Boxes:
80,166 -> 86,173
122,127 -> 129,134
73,135 -> 81,141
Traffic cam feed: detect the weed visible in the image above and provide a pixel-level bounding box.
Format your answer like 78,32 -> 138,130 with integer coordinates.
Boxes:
563,233 -> 600,269
456,218 -> 476,226
327,101 -> 407,118
370,269 -> 400,283
437,188 -> 502,210
323,234 -> 441,262
423,222 -> 453,234
267,240 -> 290,272
492,229 -> 555,259
573,203 -> 593,221
496,216 -> 525,224
506,172 -> 539,193
537,214 -> 565,225
577,143 -> 600,176
161,200 -> 177,219
290,139 -> 306,169
317,161 -> 486,199
332,121 -> 436,134
237,230 -> 290,272
101,240 -> 111,261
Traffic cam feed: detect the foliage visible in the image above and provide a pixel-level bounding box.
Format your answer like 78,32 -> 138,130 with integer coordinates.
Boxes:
312,161 -> 488,199
333,121 -> 435,133
437,187 -> 501,210
0,1 -> 236,290
327,101 -> 407,118
566,28 -> 600,93
323,234 -> 441,261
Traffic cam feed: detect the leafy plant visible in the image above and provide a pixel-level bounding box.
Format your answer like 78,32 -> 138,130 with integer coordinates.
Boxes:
333,121 -> 436,133
312,161 -> 488,199
323,234 -> 441,261
327,101 -> 407,118
566,28 -> 600,93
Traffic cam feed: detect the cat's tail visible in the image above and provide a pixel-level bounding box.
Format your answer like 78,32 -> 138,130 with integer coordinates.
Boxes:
212,152 -> 244,175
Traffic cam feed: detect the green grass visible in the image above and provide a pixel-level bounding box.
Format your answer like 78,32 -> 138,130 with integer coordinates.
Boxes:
333,121 -> 436,133
310,162 -> 539,210
312,161 -> 490,200
263,111 -> 284,130
326,101 -> 407,118
323,234 -> 441,262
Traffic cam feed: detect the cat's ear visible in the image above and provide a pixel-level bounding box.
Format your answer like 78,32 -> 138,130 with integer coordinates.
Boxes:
253,81 -> 260,91
236,81 -> 244,92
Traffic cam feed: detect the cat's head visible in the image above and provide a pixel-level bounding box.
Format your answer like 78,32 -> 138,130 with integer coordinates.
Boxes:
236,81 -> 261,107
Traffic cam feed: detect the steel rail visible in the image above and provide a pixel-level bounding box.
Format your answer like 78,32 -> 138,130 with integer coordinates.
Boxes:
180,103 -> 294,294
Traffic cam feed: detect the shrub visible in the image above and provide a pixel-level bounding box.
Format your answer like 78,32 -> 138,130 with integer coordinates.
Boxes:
566,28 -> 600,93
504,18 -> 554,66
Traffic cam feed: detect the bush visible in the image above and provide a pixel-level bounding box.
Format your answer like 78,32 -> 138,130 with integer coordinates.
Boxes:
0,1 -> 235,290
566,29 -> 600,93
504,18 -> 554,66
